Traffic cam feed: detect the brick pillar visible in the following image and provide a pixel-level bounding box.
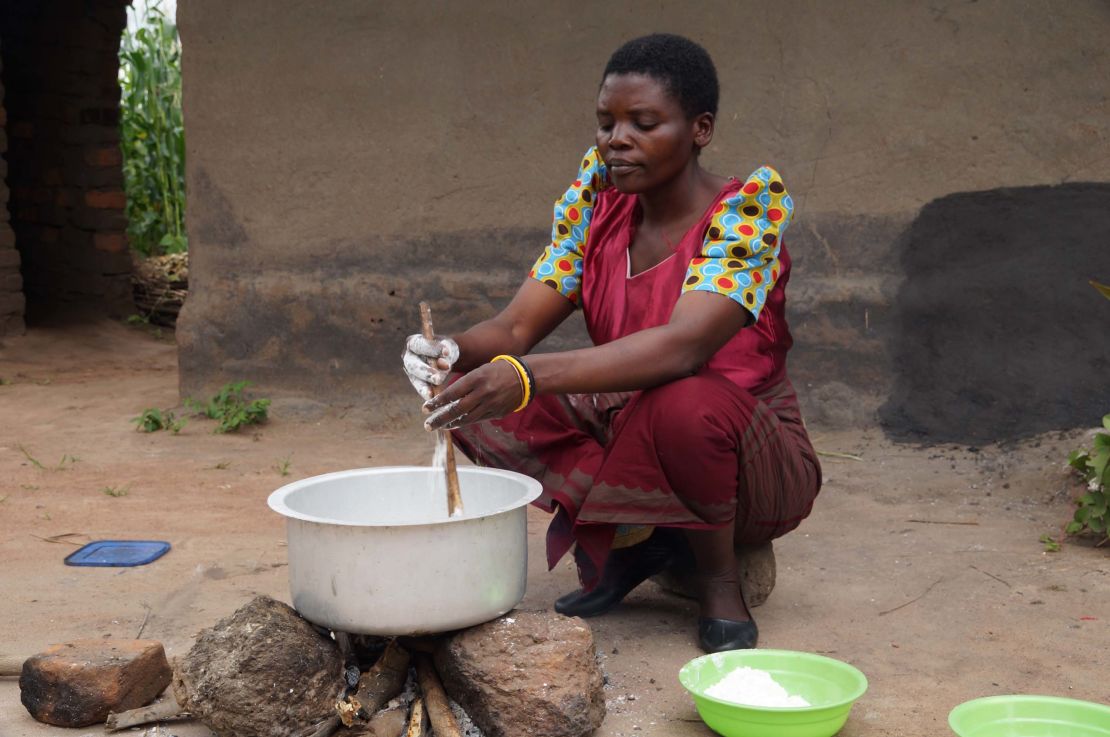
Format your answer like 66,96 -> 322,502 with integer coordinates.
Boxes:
0,0 -> 132,322
0,44 -> 26,336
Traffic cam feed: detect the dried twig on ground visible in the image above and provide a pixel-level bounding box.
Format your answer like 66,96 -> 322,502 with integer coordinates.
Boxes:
969,565 -> 1011,588
815,449 -> 864,461
878,578 -> 944,617
907,519 -> 980,526
105,699 -> 186,732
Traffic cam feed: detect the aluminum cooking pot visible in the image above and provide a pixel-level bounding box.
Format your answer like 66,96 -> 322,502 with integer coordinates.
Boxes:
267,466 -> 542,635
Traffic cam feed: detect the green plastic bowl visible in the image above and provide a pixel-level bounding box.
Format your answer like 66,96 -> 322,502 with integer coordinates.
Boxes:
949,695 -> 1110,737
679,649 -> 868,737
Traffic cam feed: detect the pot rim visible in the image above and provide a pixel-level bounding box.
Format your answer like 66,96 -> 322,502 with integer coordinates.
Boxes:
267,465 -> 543,527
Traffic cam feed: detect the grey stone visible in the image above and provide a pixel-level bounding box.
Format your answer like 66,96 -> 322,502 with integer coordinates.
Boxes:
172,595 -> 346,737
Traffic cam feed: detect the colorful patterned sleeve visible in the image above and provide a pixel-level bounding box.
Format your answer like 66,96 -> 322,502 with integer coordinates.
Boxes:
529,147 -> 609,305
682,166 -> 794,321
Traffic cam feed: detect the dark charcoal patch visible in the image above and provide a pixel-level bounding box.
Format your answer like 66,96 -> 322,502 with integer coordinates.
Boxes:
879,182 -> 1110,444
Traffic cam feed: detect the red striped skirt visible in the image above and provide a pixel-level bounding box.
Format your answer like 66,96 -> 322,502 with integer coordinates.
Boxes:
450,372 -> 821,589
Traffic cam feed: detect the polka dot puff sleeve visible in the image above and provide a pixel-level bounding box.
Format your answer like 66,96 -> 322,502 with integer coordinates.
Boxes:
529,147 -> 609,305
682,166 -> 794,321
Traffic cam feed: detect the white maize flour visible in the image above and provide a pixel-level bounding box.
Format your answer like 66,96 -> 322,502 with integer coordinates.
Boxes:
705,666 -> 812,708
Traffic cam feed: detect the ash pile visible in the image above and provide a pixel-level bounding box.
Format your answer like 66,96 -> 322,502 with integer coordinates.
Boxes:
17,595 -> 606,737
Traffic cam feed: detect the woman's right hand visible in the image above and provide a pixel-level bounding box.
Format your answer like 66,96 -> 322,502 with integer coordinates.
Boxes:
402,334 -> 459,401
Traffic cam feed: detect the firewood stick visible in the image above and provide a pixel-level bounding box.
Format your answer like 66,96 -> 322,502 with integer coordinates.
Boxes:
0,655 -> 24,677
405,697 -> 428,737
354,638 -> 411,719
296,716 -> 340,737
415,654 -> 464,737
419,301 -> 464,517
104,698 -> 187,732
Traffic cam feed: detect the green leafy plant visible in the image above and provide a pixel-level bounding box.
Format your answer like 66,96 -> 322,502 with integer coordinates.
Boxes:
275,455 -> 292,477
186,381 -> 271,434
119,1 -> 186,257
101,486 -> 130,498
1058,282 -> 1110,545
1039,533 -> 1061,553
132,407 -> 186,434
1066,414 -> 1110,544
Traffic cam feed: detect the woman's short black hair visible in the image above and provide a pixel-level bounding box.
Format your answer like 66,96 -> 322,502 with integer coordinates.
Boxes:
602,33 -> 719,119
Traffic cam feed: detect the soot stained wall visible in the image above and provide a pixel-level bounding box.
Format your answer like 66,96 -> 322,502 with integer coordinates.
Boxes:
879,184 -> 1110,444
177,0 -> 1110,443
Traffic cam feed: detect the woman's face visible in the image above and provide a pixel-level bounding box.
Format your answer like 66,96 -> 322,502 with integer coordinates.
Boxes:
596,73 -> 712,194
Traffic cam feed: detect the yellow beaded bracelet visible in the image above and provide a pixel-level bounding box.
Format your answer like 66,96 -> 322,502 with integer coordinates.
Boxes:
491,354 -> 533,412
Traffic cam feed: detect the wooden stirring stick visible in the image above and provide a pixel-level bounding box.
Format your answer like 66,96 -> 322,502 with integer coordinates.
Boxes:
419,302 -> 464,517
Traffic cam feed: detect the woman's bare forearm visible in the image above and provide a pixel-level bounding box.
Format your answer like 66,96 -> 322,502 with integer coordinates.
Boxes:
452,319 -> 529,372
525,291 -> 749,395
450,278 -> 576,373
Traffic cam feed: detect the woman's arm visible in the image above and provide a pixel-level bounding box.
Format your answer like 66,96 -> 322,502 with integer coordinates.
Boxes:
528,290 -> 748,394
425,290 -> 749,429
450,278 -> 576,373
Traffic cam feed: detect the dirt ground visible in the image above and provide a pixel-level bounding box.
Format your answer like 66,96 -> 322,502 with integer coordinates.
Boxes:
0,321 -> 1106,737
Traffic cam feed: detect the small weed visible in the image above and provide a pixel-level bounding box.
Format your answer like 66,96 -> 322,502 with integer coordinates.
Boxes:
19,445 -> 80,470
186,381 -> 270,434
101,486 -> 130,497
40,512 -> 51,521
1065,413 -> 1110,545
1039,533 -> 1061,553
18,444 -> 45,470
0,495 -> 7,503
0,377 -> 12,386
126,313 -> 150,325
132,408 -> 187,434
275,455 -> 292,477
212,461 -> 231,470
20,484 -> 39,491
34,378 -> 52,386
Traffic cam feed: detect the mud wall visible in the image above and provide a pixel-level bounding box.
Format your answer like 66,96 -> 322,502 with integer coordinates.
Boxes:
177,0 -> 1110,442
0,46 -> 24,337
0,0 -> 132,323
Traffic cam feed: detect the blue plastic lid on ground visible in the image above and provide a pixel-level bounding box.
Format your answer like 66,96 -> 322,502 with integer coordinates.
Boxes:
64,540 -> 171,567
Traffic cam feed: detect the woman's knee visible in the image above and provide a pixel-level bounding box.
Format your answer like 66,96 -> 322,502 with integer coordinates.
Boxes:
638,374 -> 750,450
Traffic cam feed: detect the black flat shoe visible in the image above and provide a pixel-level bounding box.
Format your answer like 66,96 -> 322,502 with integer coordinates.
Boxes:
554,529 -> 679,618
698,617 -> 759,653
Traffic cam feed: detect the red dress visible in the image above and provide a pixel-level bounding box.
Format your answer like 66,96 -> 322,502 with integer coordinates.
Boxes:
452,160 -> 821,589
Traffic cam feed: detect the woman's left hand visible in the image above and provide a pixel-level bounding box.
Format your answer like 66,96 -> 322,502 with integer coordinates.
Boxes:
423,360 -> 526,431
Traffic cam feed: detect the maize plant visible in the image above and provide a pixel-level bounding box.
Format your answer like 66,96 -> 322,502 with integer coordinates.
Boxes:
119,2 -> 186,256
